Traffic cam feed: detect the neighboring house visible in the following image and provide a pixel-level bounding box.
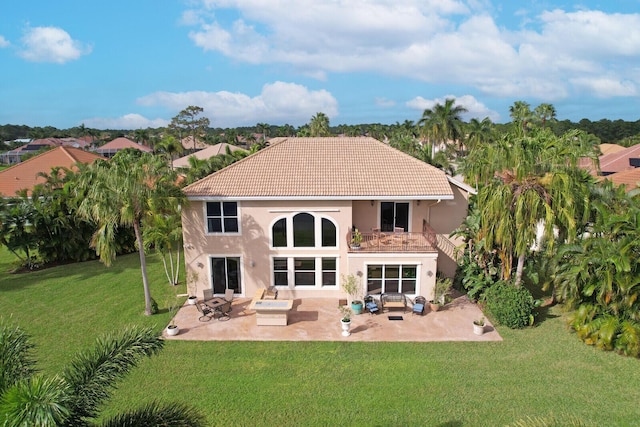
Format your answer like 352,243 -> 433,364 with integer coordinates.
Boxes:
599,167 -> 640,192
0,137 -> 89,165
94,137 -> 152,158
0,146 -> 104,197
180,135 -> 208,151
181,137 -> 472,301
588,143 -> 640,176
172,143 -> 247,169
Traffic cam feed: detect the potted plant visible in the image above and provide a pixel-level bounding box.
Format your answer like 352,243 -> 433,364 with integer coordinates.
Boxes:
166,297 -> 181,336
186,270 -> 199,305
339,305 -> 352,336
473,316 -> 485,335
350,228 -> 363,249
341,273 -> 363,314
430,276 -> 451,311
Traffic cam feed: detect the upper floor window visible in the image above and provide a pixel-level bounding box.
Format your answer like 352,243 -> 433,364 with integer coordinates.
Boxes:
293,213 -> 315,247
271,213 -> 337,248
206,201 -> 239,233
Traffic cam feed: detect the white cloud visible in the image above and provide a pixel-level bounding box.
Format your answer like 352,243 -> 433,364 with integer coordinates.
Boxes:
375,97 -> 396,108
406,94 -> 500,122
185,1 -> 640,101
81,114 -> 168,129
0,36 -> 9,48
19,26 -> 91,63
137,81 -> 339,127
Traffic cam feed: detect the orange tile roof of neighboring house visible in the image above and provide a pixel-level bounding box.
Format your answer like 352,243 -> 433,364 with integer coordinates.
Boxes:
172,143 -> 247,168
183,137 -> 454,199
180,135 -> 208,150
0,146 -> 105,197
599,143 -> 626,156
96,137 -> 152,152
599,168 -> 640,192
597,144 -> 640,174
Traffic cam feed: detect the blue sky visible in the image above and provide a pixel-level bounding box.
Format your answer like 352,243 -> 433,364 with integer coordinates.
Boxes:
1,1 -> 639,129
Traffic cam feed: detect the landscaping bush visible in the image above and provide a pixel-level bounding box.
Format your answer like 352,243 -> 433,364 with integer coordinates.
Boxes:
485,280 -> 535,328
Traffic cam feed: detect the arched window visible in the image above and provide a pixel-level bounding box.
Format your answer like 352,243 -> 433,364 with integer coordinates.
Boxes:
321,218 -> 336,247
293,213 -> 315,247
272,218 -> 287,247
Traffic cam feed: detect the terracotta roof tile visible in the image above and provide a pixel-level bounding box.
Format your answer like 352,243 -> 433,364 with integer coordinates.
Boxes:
600,168 -> 640,192
96,137 -> 152,152
172,143 -> 247,168
598,144 -> 640,174
0,147 -> 104,197
183,137 -> 454,199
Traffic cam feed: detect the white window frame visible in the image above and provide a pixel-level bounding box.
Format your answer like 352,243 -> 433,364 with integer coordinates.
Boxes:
270,255 -> 340,289
204,201 -> 241,235
365,263 -> 419,296
269,213 -> 338,249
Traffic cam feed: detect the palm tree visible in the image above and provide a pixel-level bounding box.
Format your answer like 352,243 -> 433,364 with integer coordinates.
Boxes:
132,128 -> 150,146
474,127 -> 598,286
309,112 -> 331,137
143,201 -> 183,287
0,321 -> 204,426
418,98 -> 468,159
551,183 -> 640,356
75,150 -> 186,315
534,103 -> 557,128
155,135 -> 184,167
509,100 -> 533,133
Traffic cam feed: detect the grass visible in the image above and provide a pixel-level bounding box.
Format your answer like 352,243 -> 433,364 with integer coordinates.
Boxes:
1,247 -> 640,426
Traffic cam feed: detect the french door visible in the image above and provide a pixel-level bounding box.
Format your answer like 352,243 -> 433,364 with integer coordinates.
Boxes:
380,202 -> 409,232
211,257 -> 241,294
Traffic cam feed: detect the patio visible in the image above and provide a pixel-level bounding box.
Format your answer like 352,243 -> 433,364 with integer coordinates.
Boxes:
165,292 -> 502,342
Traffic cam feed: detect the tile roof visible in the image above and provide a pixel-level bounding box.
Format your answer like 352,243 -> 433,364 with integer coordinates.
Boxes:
180,135 -> 208,150
96,137 -> 152,152
599,143 -> 626,156
599,168 -> 640,192
0,146 -> 104,197
597,144 -> 640,174
172,143 -> 247,169
183,137 -> 454,199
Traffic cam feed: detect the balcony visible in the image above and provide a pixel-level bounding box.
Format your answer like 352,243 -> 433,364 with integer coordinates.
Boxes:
348,229 -> 438,253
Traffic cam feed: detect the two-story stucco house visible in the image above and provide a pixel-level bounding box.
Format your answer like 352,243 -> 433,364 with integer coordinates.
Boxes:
181,137 -> 473,301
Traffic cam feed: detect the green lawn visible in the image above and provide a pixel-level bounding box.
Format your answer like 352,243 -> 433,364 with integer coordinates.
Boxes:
1,247 -> 639,426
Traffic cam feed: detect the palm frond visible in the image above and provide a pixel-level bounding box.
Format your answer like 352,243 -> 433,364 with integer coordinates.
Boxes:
98,400 -> 205,427
61,326 -> 164,422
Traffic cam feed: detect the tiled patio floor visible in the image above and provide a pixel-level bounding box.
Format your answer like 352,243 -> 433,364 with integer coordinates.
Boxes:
164,293 -> 502,342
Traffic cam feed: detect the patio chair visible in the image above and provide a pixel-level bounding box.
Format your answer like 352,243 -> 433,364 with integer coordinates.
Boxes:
364,295 -> 379,315
212,289 -> 233,320
413,296 -> 426,316
195,302 -> 213,322
203,288 -> 214,302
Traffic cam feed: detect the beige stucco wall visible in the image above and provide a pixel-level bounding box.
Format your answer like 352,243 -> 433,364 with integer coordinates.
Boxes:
427,184 -> 470,278
182,192 -> 467,300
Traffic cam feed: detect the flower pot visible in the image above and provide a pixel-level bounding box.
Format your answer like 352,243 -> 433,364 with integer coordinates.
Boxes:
187,296 -> 197,305
166,325 -> 179,336
473,323 -> 485,335
340,319 -> 351,337
430,302 -> 441,312
351,301 -> 363,315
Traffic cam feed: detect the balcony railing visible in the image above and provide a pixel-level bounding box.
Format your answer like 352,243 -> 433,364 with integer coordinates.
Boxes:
347,230 -> 438,253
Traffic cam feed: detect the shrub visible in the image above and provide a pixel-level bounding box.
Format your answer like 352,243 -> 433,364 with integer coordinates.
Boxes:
485,281 -> 535,328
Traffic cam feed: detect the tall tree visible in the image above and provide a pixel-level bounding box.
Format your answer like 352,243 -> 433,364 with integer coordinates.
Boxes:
509,100 -> 533,133
76,150 -> 186,315
155,135 -> 184,167
169,106 -> 210,150
534,103 -> 557,128
418,98 -> 468,158
474,127 -> 598,285
309,112 -> 331,137
0,321 -> 204,426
